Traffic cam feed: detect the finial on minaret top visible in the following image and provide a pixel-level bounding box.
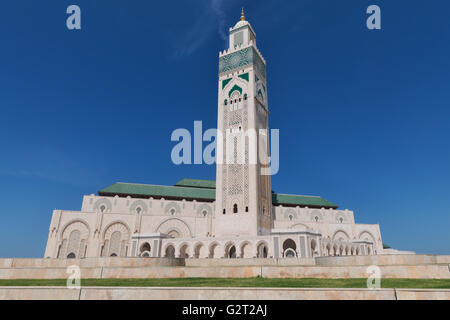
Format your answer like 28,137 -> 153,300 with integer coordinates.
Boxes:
240,8 -> 245,21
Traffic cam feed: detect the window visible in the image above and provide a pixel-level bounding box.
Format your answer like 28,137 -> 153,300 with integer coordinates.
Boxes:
233,204 -> 238,214
224,99 -> 228,105
202,210 -> 207,217
223,209 -> 226,215
245,206 -> 248,212
170,208 -> 175,216
136,207 -> 142,214
100,205 -> 106,213
314,216 -> 319,222
289,215 -> 293,221
67,252 -> 76,259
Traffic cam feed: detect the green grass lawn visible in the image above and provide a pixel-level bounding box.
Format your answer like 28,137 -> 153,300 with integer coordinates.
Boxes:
1,278 -> 450,289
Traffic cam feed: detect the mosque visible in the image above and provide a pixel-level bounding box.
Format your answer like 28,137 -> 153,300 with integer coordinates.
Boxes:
44,11 -> 386,260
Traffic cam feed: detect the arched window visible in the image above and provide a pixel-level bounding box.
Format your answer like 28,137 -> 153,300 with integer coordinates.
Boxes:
100,205 -> 106,213
233,204 -> 238,213
170,208 -> 175,216
136,207 -> 142,214
245,206 -> 248,212
67,252 -> 76,259
223,209 -> 226,215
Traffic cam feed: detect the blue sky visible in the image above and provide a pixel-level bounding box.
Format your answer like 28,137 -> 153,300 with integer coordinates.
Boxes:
0,0 -> 449,257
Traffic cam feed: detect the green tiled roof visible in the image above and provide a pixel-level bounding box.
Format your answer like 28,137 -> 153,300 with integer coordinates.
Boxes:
272,193 -> 338,209
98,180 -> 338,209
99,183 -> 215,201
174,179 -> 216,189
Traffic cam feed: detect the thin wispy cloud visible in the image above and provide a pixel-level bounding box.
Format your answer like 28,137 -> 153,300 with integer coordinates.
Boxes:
210,0 -> 229,42
172,0 -> 237,58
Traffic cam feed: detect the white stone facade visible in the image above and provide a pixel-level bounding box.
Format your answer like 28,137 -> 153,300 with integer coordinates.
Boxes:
44,14 -> 385,261
45,194 -> 383,259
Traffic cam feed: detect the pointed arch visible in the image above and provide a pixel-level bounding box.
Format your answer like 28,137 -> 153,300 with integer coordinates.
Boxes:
228,84 -> 243,97
332,229 -> 350,241
155,218 -> 193,238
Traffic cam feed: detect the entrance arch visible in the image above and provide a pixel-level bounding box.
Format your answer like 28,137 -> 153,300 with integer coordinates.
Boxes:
179,243 -> 190,258
239,242 -> 252,258
224,242 -> 237,259
256,242 -> 269,258
282,239 -> 297,258
139,242 -> 151,257
164,244 -> 175,258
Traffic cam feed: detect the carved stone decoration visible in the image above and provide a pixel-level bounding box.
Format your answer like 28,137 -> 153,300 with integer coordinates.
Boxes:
102,222 -> 130,257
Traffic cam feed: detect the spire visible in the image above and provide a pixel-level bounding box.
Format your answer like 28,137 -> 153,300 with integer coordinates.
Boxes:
240,8 -> 245,21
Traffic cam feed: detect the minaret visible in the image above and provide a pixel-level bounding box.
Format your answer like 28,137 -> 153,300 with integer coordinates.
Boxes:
214,11 -> 272,237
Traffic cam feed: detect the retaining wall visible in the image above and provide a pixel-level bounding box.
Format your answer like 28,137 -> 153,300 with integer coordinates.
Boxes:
185,258 -> 315,267
315,254 -> 438,266
436,256 -> 450,264
1,264 -> 449,279
1,255 -> 449,280
1,287 -> 449,300
0,257 -> 184,268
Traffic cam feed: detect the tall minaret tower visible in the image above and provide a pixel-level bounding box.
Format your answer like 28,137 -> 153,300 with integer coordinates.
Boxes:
214,10 -> 272,238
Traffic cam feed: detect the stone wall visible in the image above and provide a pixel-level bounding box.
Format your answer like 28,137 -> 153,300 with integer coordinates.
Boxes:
0,257 -> 184,268
436,256 -> 450,264
315,254 -> 439,266
0,255 -> 449,280
1,287 -> 449,300
184,258 -> 315,267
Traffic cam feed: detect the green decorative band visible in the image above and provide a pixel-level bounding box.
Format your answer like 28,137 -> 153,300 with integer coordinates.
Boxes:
219,47 -> 266,79
238,72 -> 249,82
228,84 -> 243,97
222,78 -> 232,89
